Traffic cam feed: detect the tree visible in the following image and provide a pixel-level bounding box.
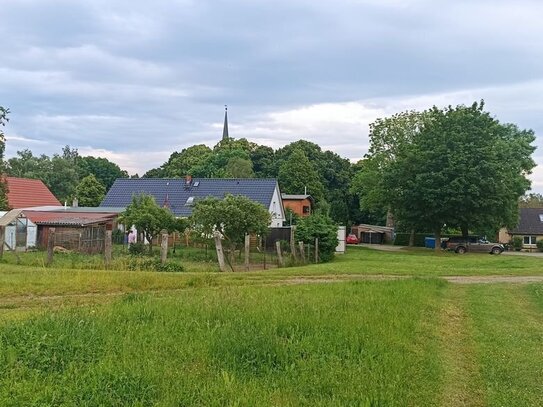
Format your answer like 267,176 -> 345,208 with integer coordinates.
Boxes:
224,156 -> 254,178
295,214 -> 338,262
75,174 -> 106,207
161,144 -> 213,178
382,101 -> 535,251
118,194 -> 176,254
0,106 -> 9,210
190,195 -> 271,269
519,193 -> 543,208
278,148 -> 325,203
77,156 -> 128,190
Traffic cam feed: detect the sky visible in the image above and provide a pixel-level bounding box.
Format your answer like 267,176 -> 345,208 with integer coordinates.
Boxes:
1,0 -> 542,190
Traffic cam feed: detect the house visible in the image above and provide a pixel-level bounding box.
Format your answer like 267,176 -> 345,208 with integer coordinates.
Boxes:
0,206 -> 123,253
101,177 -> 285,227
4,176 -> 61,208
350,224 -> 394,244
281,194 -> 314,218
499,208 -> 543,250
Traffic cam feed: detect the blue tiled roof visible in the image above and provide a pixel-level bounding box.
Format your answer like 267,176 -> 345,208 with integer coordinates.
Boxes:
100,178 -> 279,217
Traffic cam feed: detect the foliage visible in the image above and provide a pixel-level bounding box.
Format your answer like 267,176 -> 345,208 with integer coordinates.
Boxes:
278,148 -> 325,203
512,236 -> 523,250
361,102 -> 535,248
190,195 -> 271,267
295,213 -> 338,262
119,194 -> 176,253
224,156 -> 254,178
127,257 -> 185,272
112,229 -> 125,245
0,106 -> 9,210
519,193 -> 543,208
128,242 -> 146,255
75,174 -> 106,207
77,156 -> 128,190
537,239 -> 543,252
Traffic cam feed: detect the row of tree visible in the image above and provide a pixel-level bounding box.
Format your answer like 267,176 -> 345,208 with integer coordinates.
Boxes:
0,102 -> 538,239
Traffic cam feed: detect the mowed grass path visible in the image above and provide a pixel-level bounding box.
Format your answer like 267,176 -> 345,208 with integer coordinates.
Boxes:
2,247 -> 543,405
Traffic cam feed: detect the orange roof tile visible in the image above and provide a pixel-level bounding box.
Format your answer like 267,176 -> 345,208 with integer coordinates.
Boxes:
5,177 -> 62,208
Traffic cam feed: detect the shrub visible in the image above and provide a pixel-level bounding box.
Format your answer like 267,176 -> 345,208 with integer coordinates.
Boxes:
128,242 -> 145,255
127,257 -> 185,272
537,239 -> 543,252
295,214 -> 338,262
512,236 -> 523,251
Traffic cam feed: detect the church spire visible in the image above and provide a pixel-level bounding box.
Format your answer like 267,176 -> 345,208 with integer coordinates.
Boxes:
222,105 -> 229,140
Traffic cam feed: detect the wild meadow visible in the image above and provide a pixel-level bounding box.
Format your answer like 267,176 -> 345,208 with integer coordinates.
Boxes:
1,246 -> 543,405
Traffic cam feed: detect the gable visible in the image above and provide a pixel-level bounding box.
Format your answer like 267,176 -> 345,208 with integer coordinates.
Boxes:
101,178 -> 280,217
5,177 -> 61,209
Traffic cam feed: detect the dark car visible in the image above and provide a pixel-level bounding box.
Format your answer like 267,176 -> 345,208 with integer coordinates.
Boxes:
446,236 -> 504,254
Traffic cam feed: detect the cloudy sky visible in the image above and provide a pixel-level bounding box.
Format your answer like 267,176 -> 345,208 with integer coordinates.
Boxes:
1,0 -> 542,190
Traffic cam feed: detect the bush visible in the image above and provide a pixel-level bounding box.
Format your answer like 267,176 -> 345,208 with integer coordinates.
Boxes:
112,229 -> 125,245
537,239 -> 543,252
512,236 -> 523,251
127,257 -> 185,272
295,214 -> 338,262
128,242 -> 145,255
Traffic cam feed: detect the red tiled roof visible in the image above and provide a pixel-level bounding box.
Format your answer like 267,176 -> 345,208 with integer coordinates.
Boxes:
5,177 -> 62,208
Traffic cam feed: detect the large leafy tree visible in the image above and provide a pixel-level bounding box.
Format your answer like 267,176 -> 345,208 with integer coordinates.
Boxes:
278,148 -> 325,203
519,193 -> 543,208
119,194 -> 176,253
77,156 -> 128,190
0,106 -> 9,210
191,194 -> 270,269
75,174 -> 106,207
382,102 -> 535,250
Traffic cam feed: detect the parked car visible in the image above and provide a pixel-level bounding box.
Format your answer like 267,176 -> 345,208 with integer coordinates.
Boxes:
346,233 -> 359,244
446,236 -> 504,254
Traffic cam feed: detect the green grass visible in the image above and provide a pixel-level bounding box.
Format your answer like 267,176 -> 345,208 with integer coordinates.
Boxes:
2,247 -> 543,405
0,279 -> 445,406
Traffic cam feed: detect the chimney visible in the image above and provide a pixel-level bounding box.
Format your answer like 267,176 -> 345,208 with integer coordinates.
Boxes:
72,198 -> 79,208
185,175 -> 192,186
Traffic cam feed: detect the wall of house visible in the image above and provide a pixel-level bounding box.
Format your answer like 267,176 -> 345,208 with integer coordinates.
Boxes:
498,227 -> 511,244
283,198 -> 312,218
268,186 -> 285,228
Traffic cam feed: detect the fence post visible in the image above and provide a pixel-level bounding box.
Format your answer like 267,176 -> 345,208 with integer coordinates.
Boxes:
214,231 -> 226,272
104,229 -> 112,267
290,225 -> 297,260
160,229 -> 169,265
244,234 -> 250,271
298,241 -> 305,262
47,228 -> 55,266
0,226 -> 4,259
276,241 -> 284,267
315,237 -> 319,264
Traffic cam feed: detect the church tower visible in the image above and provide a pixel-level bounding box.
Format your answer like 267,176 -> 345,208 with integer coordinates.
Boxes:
222,105 -> 229,140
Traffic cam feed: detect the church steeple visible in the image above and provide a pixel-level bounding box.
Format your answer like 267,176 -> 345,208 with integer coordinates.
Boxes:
222,105 -> 229,140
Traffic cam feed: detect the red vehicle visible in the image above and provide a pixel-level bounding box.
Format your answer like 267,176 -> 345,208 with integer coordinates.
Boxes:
346,233 -> 359,244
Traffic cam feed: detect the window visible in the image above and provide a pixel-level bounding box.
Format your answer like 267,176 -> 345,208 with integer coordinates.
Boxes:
303,205 -> 310,214
185,196 -> 195,206
193,181 -> 200,187
523,236 -> 537,245
539,214 -> 543,222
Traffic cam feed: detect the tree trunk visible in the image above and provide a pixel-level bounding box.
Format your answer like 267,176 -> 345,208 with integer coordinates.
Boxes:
435,227 -> 442,254
461,225 -> 469,239
386,208 -> 395,229
408,229 -> 415,247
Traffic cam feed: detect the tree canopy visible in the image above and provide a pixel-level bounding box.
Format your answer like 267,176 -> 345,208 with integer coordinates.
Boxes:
75,174 -> 106,207
358,101 -> 536,248
119,194 -> 176,253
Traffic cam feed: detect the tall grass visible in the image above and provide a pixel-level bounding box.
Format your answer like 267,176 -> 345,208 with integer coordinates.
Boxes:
0,280 -> 445,406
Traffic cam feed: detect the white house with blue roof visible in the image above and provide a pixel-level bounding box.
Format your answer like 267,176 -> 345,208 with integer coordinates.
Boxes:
100,177 -> 286,227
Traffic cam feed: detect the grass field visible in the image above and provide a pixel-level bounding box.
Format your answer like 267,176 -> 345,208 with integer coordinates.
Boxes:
1,246 -> 543,405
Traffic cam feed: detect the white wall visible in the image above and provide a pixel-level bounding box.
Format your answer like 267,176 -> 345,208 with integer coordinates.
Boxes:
268,185 -> 286,228
336,226 -> 346,253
